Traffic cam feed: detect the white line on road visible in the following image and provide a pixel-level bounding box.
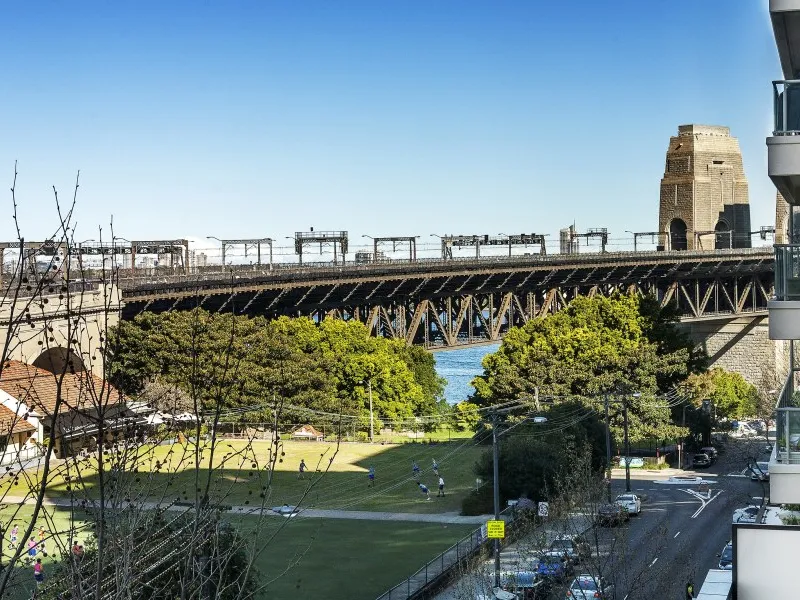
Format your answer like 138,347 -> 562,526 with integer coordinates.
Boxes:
674,531 -> 681,538
624,596 -> 629,600
649,557 -> 658,567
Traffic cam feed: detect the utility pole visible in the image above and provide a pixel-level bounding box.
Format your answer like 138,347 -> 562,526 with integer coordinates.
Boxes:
604,395 -> 612,502
368,379 -> 374,442
492,413 -> 501,588
623,399 -> 631,493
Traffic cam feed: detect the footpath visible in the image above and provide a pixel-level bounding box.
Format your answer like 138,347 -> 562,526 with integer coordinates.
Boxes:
0,495 -> 487,524
432,511 -> 592,599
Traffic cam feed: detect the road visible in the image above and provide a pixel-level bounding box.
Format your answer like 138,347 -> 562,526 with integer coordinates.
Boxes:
596,437 -> 769,599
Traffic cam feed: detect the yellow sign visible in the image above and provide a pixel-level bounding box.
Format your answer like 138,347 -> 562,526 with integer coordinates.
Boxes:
487,520 -> 505,539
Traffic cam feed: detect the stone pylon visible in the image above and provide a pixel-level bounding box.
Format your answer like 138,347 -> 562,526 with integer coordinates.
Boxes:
659,125 -> 751,250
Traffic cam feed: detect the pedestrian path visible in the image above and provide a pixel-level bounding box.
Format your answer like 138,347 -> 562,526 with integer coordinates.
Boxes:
0,495 -> 488,524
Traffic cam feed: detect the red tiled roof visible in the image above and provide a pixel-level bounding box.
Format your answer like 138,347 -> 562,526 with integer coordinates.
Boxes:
0,360 -> 124,417
0,404 -> 35,435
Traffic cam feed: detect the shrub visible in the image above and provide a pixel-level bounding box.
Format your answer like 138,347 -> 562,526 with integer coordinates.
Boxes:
461,485 -> 494,516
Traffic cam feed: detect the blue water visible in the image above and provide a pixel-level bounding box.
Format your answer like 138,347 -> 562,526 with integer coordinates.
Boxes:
433,343 -> 500,405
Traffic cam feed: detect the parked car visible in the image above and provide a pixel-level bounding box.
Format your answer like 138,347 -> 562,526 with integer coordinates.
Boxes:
536,554 -> 571,580
700,446 -> 719,463
565,574 -> 615,599
733,505 -> 760,524
614,494 -> 641,515
750,461 -> 770,481
596,504 -> 629,526
717,541 -> 733,570
548,536 -> 591,564
692,453 -> 711,468
497,570 -> 545,597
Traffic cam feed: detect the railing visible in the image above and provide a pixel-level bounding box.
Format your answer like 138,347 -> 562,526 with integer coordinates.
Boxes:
773,80 -> 800,135
374,506 -> 518,600
775,407 -> 800,464
117,246 -> 774,295
774,244 -> 800,300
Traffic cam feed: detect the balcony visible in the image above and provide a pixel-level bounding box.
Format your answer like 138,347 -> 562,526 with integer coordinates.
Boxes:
769,407 -> 800,504
770,0 -> 800,80
769,244 -> 800,339
769,81 -> 800,204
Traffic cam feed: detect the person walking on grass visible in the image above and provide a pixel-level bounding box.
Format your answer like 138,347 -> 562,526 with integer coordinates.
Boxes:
432,458 -> 439,476
412,460 -> 420,480
417,481 -> 431,500
37,526 -> 48,557
9,522 -> 18,549
368,465 -> 375,487
33,558 -> 44,587
27,537 -> 37,564
437,476 -> 445,497
298,459 -> 307,480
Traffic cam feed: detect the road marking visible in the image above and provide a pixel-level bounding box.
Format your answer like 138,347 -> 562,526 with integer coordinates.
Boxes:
649,557 -> 658,567
680,489 -> 723,519
624,595 -> 629,600
674,531 -> 681,538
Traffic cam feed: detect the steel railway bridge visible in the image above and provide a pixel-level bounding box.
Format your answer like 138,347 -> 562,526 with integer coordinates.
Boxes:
117,248 -> 774,349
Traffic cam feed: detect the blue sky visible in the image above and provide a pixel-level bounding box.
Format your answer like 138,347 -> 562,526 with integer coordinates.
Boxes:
0,1 -> 782,258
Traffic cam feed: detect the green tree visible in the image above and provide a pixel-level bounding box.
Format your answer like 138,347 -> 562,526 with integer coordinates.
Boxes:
681,368 -> 758,420
110,312 -> 440,430
471,294 -> 699,442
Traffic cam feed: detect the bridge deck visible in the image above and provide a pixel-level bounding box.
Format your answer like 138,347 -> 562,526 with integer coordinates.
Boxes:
117,248 -> 775,348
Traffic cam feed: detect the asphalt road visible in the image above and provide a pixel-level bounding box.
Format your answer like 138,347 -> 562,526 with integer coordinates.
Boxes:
593,437 -> 770,599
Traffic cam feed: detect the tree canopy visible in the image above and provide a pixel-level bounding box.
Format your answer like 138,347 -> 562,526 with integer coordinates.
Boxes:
471,294 -> 703,441
110,311 -> 444,428
680,368 -> 758,420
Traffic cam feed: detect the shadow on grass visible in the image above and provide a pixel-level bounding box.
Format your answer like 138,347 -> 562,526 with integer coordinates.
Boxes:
32,440 -> 489,516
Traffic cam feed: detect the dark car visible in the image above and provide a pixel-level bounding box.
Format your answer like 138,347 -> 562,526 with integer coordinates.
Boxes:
548,536 -> 591,564
596,503 -> 629,526
717,541 -> 733,570
536,554 -> 570,580
700,446 -> 719,463
692,453 -> 711,468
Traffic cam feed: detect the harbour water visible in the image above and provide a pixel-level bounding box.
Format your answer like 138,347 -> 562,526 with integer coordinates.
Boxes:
433,343 -> 500,405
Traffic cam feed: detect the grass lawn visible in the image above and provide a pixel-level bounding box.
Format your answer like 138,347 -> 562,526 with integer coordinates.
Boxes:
1,439 -> 488,515
244,517 -> 476,599
0,504 -> 90,600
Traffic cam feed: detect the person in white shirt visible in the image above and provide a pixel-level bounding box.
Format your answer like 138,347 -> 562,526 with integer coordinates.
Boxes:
437,476 -> 445,497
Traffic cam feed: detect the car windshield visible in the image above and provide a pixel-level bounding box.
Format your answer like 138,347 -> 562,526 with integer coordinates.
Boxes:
550,540 -> 571,549
617,495 -> 634,501
540,556 -> 561,565
721,546 -> 733,561
573,578 -> 598,590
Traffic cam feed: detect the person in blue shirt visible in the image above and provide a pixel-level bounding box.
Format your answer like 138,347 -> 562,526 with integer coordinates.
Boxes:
417,482 -> 431,500
432,459 -> 439,476
412,461 -> 420,480
368,465 -> 375,487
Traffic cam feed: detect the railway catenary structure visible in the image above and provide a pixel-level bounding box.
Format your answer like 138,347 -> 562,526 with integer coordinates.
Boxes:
119,247 -> 774,349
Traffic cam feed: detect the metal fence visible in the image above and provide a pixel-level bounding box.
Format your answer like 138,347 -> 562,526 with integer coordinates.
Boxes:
374,506 -> 519,600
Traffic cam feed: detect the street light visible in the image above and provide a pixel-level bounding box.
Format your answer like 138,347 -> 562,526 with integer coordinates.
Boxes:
360,378 -> 374,442
624,230 -> 636,251
489,411 -> 548,589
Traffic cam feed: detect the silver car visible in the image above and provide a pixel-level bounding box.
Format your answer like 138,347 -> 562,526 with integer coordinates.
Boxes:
565,574 -> 615,599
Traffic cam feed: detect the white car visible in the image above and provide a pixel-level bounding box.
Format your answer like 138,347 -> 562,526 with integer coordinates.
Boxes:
614,493 -> 641,515
733,505 -> 760,524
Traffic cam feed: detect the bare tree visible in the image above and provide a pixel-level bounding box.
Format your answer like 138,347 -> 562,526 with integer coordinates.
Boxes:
0,166 -> 345,599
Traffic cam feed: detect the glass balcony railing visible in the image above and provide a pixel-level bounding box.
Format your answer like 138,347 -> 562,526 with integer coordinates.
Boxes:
776,407 -> 800,464
774,81 -> 800,135
774,245 -> 800,300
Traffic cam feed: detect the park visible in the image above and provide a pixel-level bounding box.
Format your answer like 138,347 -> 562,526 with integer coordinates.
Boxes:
0,437 -> 487,599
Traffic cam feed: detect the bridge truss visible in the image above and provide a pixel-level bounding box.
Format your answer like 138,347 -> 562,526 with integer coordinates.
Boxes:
121,249 -> 774,349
